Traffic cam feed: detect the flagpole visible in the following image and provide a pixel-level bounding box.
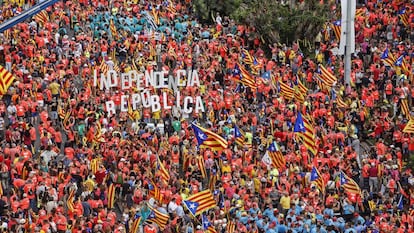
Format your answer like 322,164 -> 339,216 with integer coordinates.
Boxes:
344,0 -> 353,86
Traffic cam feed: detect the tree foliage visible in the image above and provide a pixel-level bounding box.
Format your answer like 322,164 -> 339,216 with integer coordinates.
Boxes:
193,0 -> 332,47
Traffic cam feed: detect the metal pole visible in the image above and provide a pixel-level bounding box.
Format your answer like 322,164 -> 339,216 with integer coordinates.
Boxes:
344,0 -> 352,85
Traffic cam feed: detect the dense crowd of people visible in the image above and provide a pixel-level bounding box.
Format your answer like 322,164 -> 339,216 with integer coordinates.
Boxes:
0,0 -> 413,232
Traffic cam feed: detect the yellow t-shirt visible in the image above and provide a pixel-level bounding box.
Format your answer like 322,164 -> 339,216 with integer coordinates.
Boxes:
49,82 -> 60,95
280,195 -> 291,210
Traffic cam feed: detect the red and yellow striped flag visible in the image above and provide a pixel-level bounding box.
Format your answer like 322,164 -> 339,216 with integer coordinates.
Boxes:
33,10 -> 49,25
226,220 -> 236,233
267,141 -> 286,169
0,65 -> 15,95
131,216 -> 141,233
109,19 -> 118,39
183,190 -> 217,216
107,183 -> 116,209
319,64 -> 337,87
147,205 -> 169,230
197,156 -> 207,179
279,81 -> 294,100
336,95 -> 348,108
401,99 -> 411,119
299,115 -> 318,156
67,188 -> 75,212
156,157 -> 170,184
403,118 -> 414,133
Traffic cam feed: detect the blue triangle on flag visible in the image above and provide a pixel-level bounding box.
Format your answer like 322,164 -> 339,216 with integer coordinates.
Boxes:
184,200 -> 199,215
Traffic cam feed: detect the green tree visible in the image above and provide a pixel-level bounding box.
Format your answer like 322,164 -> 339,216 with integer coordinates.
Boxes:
231,0 -> 332,45
192,0 -> 242,23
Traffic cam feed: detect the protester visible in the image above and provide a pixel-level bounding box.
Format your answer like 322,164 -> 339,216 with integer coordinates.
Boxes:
0,0 -> 413,233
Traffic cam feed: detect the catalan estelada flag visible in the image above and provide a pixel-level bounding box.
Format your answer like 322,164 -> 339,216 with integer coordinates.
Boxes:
107,183 -> 116,209
266,141 -> 286,169
234,125 -> 250,148
299,114 -> 318,156
148,179 -> 163,203
399,8 -> 409,27
340,171 -> 361,195
192,123 -> 228,151
232,63 -> 257,89
241,48 -> 254,65
183,189 -> 217,216
381,48 -> 396,67
310,167 -> 325,194
202,214 -> 217,233
332,20 -> 341,41
394,55 -> 410,74
147,205 -> 169,230
0,65 -> 15,95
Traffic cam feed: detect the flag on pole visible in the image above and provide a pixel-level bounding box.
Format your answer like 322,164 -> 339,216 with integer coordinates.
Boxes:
394,55 -> 409,74
241,48 -> 254,65
192,123 -> 228,151
332,20 -> 341,41
318,64 -> 337,87
399,8 -> 409,27
381,48 -> 396,67
183,189 -> 217,216
232,63 -> 257,89
299,115 -> 318,155
295,76 -> 308,96
278,81 -> 295,100
202,214 -> 217,233
146,205 -> 169,230
0,65 -> 15,95
234,125 -> 250,148
148,179 -> 163,203
266,141 -> 286,169
310,167 -> 325,194
340,171 -> 361,195
294,111 -> 305,133
156,156 -> 170,183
